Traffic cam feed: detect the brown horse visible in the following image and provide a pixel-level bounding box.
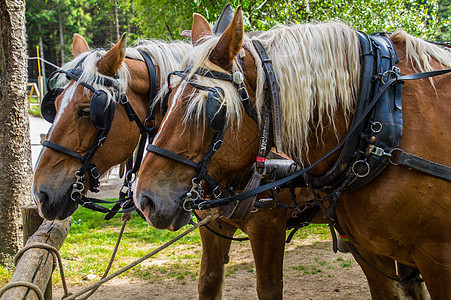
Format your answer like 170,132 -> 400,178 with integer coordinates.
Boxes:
32,34 -> 190,220
29,32 -> 311,299
135,6 -> 449,299
31,26 -> 427,300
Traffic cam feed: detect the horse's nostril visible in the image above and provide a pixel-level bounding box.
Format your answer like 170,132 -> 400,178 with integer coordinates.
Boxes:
37,190 -> 50,204
140,193 -> 155,213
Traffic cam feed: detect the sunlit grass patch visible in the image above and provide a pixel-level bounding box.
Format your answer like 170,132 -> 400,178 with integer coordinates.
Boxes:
52,203 -> 203,285
0,265 -> 11,286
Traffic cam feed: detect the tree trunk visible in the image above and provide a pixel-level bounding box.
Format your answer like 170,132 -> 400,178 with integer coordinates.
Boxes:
0,0 -> 33,264
57,3 -> 65,63
115,1 -> 120,41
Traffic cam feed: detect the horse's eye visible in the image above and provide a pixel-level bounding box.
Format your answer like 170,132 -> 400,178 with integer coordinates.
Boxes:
77,107 -> 90,118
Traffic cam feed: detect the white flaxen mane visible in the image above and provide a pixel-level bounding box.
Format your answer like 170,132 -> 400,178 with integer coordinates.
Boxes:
54,40 -> 192,114
181,22 -> 361,162
390,29 -> 451,72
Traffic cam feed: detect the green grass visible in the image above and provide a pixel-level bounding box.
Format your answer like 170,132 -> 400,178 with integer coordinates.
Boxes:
295,224 -> 330,239
28,97 -> 41,117
336,257 -> 353,268
0,204 -> 332,287
52,202 -> 203,285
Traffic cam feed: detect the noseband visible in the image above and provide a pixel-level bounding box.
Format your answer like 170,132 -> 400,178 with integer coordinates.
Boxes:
146,61 -> 258,211
41,50 -> 158,212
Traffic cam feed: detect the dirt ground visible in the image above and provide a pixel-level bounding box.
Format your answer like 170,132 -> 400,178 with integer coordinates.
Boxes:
52,170 -> 370,300
53,235 -> 370,300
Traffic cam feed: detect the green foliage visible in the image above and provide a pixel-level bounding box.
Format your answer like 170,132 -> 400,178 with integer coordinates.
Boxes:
131,0 -> 447,40
437,0 -> 451,40
26,0 -> 449,81
26,0 -> 140,79
131,0 -> 232,39
238,0 -> 442,39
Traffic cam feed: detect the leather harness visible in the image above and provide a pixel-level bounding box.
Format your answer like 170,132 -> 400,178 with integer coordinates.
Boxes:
41,50 -> 159,217
194,33 -> 451,212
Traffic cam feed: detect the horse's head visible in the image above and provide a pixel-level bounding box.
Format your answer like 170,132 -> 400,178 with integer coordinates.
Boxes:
135,7 -> 262,230
33,33 -> 161,220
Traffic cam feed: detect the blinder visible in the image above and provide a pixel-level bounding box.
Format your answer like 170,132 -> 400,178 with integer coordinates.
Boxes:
41,68 -> 118,131
90,90 -> 116,130
163,69 -> 230,133
205,87 -> 226,133
41,87 -> 64,123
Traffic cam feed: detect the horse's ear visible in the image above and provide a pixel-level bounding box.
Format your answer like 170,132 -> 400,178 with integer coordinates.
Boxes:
191,13 -> 212,45
209,5 -> 243,70
97,32 -> 127,76
72,34 -> 90,57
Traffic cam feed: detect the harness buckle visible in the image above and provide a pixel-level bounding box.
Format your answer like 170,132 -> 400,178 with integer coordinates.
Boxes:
90,166 -> 101,180
212,186 -> 221,198
97,137 -> 107,147
120,93 -> 129,104
381,69 -> 398,84
366,144 -> 391,157
213,140 -> 223,152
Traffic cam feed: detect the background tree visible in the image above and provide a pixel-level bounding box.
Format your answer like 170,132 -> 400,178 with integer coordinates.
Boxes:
0,0 -> 33,264
25,0 -> 448,81
131,0 -> 447,40
437,0 -> 451,40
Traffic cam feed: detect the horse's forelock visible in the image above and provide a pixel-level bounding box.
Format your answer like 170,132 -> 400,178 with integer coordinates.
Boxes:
175,36 -> 245,130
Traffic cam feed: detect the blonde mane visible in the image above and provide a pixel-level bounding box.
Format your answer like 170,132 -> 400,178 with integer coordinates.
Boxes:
56,40 -> 192,108
390,29 -> 451,71
181,22 -> 361,162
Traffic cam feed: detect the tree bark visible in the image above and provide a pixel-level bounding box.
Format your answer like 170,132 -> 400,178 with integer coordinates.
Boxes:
0,0 -> 33,264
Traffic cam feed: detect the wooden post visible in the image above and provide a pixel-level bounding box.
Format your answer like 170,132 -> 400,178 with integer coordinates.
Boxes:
0,205 -> 71,300
22,205 -> 43,246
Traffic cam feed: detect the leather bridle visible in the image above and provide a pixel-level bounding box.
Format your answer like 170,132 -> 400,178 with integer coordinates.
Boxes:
40,50 -> 159,214
146,61 -> 258,211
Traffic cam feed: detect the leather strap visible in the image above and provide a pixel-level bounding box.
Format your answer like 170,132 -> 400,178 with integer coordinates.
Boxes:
252,40 -> 283,152
197,66 -> 451,210
397,151 -> 451,181
139,50 -> 158,101
147,144 -> 198,168
399,68 -> 451,81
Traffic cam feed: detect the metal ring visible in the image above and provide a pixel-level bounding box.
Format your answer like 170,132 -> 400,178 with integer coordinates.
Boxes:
183,198 -> 194,212
191,178 -> 201,188
351,160 -> 370,178
126,170 -> 136,184
212,186 -> 221,198
388,148 -> 404,166
371,121 -> 382,133
75,171 -> 84,180
381,70 -> 396,84
71,189 -> 82,202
